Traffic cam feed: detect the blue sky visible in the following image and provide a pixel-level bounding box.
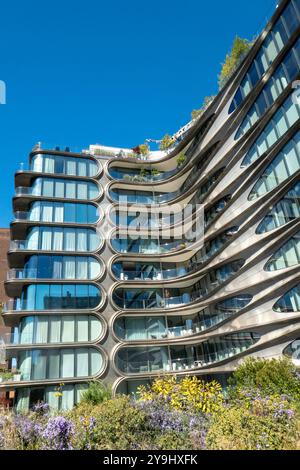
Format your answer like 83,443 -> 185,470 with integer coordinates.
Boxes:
0,0 -> 277,227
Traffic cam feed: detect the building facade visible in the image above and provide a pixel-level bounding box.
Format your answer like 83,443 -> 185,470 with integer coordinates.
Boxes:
1,0 -> 300,410
0,228 -> 11,366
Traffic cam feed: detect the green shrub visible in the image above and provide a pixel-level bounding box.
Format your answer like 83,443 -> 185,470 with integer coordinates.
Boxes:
228,357 -> 300,402
80,380 -> 112,406
69,396 -> 154,450
138,375 -> 223,414
206,395 -> 300,450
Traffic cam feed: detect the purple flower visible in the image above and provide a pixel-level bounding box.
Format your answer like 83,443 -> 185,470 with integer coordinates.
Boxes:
32,402 -> 50,415
14,415 -> 42,447
42,416 -> 74,450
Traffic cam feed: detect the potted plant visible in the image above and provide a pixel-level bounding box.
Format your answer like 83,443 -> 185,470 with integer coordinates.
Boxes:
0,371 -> 14,382
139,144 -> 150,156
160,134 -> 174,151
13,370 -> 21,382
151,168 -> 160,178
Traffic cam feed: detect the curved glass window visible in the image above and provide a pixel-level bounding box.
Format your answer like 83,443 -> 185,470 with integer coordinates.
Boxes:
28,201 -> 99,224
31,153 -> 99,177
19,255 -> 102,280
249,131 -> 300,200
109,188 -> 172,205
113,260 -> 244,310
23,227 -> 101,252
229,0 -> 300,114
17,315 -> 102,344
16,383 -> 89,412
111,235 -> 189,254
108,166 -> 173,183
283,338 -> 300,360
114,296 -> 252,340
236,36 -> 300,139
18,347 -> 103,381
116,333 -> 260,374
257,181 -> 300,233
241,93 -> 300,167
205,196 -> 231,227
112,229 -> 239,281
265,231 -> 300,271
13,284 -> 101,311
29,177 -> 99,200
273,284 -> 300,312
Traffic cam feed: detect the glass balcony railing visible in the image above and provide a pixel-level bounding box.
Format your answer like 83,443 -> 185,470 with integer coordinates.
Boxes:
113,288 -> 208,310
7,268 -> 39,280
112,238 -> 191,255
14,211 -> 29,221
115,313 -> 235,341
116,346 -> 256,375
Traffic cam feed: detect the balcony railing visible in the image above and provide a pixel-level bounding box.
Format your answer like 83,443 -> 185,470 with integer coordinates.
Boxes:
6,268 -> 39,280
117,346 -> 253,374
13,211 -> 29,221
116,313 -> 234,341
113,288 -> 208,310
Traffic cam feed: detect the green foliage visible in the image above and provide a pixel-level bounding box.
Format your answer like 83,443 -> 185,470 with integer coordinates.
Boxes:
160,134 -> 174,151
228,357 -> 300,402
151,168 -> 160,177
70,396 -> 153,450
137,375 -> 223,414
206,395 -> 300,450
218,36 -> 253,89
80,380 -> 112,406
176,153 -> 186,168
191,95 -> 216,120
139,144 -> 150,155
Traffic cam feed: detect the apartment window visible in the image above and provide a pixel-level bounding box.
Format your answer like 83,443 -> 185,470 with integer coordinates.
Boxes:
236,37 -> 300,140
19,284 -> 102,310
265,231 -> 300,271
229,0 -> 300,114
22,254 -> 101,280
28,201 -> 99,224
249,131 -> 300,199
31,177 -> 99,200
241,93 -> 300,166
18,347 -> 103,381
31,154 -> 99,177
18,315 -> 102,344
256,181 -> 300,233
273,284 -> 300,312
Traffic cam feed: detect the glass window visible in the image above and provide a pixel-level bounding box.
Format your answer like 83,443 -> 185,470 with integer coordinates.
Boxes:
229,1 -> 300,115
274,284 -> 300,312
31,153 -> 99,177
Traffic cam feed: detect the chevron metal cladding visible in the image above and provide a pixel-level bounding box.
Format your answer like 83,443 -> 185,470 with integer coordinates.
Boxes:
1,0 -> 300,409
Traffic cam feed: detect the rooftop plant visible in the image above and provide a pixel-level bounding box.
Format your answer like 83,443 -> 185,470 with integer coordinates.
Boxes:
191,95 -> 216,120
218,36 -> 254,90
160,134 -> 174,151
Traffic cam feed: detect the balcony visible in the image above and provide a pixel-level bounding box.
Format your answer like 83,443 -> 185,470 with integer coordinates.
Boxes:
116,342 -> 259,375
13,211 -> 29,221
115,312 -> 235,341
112,288 -> 208,310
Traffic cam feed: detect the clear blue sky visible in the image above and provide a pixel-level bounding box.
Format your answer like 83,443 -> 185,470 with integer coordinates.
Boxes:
0,0 -> 278,227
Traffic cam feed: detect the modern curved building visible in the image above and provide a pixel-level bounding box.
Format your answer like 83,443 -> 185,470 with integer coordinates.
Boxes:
1,0 -> 300,410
